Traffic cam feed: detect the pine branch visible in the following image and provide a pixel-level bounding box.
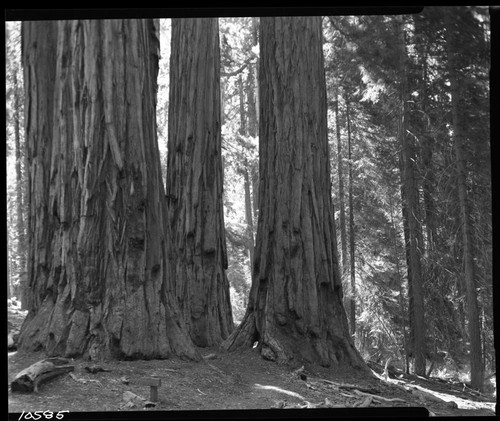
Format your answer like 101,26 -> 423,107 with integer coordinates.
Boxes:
221,57 -> 255,77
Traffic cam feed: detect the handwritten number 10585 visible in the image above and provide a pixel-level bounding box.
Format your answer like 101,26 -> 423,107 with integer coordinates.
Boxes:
18,411 -> 69,420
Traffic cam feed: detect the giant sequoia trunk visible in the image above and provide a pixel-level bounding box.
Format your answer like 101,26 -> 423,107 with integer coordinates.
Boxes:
18,20 -> 199,361
221,17 -> 367,370
166,18 -> 233,347
22,21 -> 58,320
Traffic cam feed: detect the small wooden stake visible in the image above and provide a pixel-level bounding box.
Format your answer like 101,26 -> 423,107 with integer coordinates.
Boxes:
137,377 -> 161,402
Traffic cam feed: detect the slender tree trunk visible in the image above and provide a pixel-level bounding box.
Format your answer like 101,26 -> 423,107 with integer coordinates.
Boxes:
345,89 -> 356,337
388,192 -> 410,373
395,16 -> 426,376
444,9 -> 483,391
8,250 -> 12,300
247,18 -> 259,218
414,15 -> 438,302
246,65 -> 258,141
238,72 -> 255,272
243,168 -> 255,267
19,20 -> 199,361
414,18 -> 437,252
166,18 -> 234,347
399,177 -> 415,368
334,88 -> 348,292
13,68 -> 28,309
420,112 -> 437,253
222,17 -> 368,371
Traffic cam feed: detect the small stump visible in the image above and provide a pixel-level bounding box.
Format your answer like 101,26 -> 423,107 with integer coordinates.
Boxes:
136,377 -> 161,402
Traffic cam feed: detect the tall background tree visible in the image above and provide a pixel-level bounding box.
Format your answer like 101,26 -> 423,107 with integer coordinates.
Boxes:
18,19 -> 199,361
222,16 -> 368,370
218,17 -> 259,322
166,18 -> 234,347
443,6 -> 486,391
394,14 -> 427,377
323,7 -> 491,385
6,21 -> 28,306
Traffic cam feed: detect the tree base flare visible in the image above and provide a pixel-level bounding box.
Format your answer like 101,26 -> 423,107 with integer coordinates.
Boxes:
221,311 -> 371,375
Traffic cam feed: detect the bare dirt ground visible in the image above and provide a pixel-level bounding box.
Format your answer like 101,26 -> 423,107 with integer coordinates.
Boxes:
7,308 -> 496,419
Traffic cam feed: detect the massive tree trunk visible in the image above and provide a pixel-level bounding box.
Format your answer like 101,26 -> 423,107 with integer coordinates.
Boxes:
18,19 -> 200,361
444,8 -> 483,391
395,16 -> 426,376
21,20 -> 58,321
166,18 -> 234,347
221,17 -> 367,371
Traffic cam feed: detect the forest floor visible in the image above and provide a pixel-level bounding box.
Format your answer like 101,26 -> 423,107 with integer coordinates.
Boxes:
7,306 -> 497,419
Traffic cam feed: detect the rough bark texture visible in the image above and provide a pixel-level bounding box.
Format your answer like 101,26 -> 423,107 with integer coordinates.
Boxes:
221,17 -> 368,371
18,20 -> 200,361
395,16 -> 426,376
22,20 -> 58,325
166,18 -> 234,347
444,8 -> 483,391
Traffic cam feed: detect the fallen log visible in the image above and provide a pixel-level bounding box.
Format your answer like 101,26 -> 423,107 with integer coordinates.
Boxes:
354,388 -> 406,403
316,378 -> 380,394
10,358 -> 75,393
69,372 -> 102,387
367,359 -> 412,381
356,396 -> 373,408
